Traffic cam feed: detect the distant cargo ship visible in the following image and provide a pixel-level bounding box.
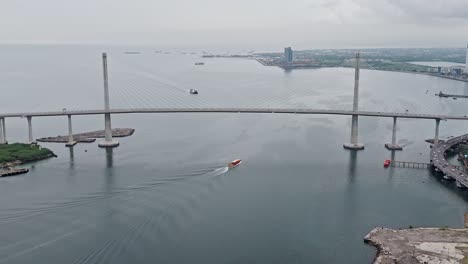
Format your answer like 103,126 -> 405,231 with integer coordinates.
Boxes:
195,62 -> 205,65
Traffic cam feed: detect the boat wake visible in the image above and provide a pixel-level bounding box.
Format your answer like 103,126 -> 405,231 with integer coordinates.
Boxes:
203,166 -> 229,177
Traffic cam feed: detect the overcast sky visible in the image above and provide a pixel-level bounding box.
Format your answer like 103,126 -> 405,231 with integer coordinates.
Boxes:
2,0 -> 468,49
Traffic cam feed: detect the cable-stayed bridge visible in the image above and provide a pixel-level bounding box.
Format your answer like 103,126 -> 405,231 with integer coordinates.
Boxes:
0,53 -> 462,151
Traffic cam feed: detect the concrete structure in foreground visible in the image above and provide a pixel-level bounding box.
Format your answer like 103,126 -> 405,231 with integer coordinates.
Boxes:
365,227 -> 468,263
344,52 -> 365,150
98,52 -> 119,148
385,117 -> 403,150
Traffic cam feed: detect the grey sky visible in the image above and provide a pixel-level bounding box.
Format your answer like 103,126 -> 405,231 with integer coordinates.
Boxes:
2,0 -> 468,48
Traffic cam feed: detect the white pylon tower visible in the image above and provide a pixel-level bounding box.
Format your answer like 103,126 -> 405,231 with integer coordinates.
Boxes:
343,52 -> 364,150
98,52 -> 119,148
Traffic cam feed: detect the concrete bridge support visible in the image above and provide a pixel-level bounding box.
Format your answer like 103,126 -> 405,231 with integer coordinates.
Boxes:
98,52 -> 119,148
385,117 -> 403,150
0,118 -> 6,144
65,115 -> 77,147
27,116 -> 35,144
2,119 -> 5,144
344,52 -> 364,150
434,119 -> 440,145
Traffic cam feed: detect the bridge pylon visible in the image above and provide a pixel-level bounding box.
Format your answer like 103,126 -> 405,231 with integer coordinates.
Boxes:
65,114 -> 77,147
98,52 -> 119,148
385,117 -> 403,150
0,117 -> 6,144
344,52 -> 364,150
26,116 -> 36,144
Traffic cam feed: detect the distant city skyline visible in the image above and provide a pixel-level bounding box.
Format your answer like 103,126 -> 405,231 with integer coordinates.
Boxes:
1,0 -> 468,48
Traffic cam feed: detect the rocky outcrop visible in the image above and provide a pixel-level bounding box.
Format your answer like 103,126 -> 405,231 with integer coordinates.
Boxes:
365,227 -> 468,263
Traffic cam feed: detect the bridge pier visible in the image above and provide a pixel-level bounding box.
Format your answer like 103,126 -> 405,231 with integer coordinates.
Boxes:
65,114 -> 77,147
98,52 -> 119,148
99,113 -> 119,147
385,117 -> 403,150
0,118 -> 6,144
344,52 -> 364,150
27,116 -> 36,144
434,119 -> 440,145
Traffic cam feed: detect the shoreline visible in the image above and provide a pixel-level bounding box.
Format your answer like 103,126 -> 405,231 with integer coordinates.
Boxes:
0,153 -> 56,168
254,58 -> 468,83
0,151 -> 56,169
365,227 -> 468,263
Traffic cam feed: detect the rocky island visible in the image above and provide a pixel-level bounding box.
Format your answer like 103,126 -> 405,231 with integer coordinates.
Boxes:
365,227 -> 468,263
0,143 -> 56,168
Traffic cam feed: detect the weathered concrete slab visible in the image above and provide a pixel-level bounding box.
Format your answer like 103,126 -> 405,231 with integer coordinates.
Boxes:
37,128 -> 134,144
385,143 -> 403,151
65,141 -> 77,147
343,143 -> 365,150
365,227 -> 468,263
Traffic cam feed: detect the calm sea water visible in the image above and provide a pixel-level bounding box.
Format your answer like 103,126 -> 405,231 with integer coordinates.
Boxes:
0,45 -> 468,263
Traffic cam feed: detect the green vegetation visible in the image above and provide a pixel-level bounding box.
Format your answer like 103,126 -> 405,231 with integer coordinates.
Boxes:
459,144 -> 468,156
0,143 -> 55,164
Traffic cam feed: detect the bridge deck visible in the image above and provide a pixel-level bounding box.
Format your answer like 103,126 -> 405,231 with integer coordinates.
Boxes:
431,134 -> 468,188
1,108 -> 468,120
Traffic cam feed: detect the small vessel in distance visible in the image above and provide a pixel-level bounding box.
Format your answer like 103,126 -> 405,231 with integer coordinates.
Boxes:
189,89 -> 198,94
383,159 -> 391,168
195,62 -> 205,65
228,159 -> 242,169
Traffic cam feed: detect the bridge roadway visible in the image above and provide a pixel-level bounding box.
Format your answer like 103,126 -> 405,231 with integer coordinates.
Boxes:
1,108 -> 468,120
430,134 -> 468,188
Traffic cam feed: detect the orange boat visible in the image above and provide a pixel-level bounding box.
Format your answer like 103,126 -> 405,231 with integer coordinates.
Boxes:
228,159 -> 242,168
383,159 -> 391,168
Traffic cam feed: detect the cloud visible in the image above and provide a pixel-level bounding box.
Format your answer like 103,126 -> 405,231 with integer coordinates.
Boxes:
0,0 -> 467,46
306,0 -> 468,24
388,0 -> 468,20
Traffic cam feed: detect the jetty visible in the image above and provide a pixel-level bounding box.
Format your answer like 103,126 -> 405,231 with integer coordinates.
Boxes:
0,168 -> 29,177
37,128 -> 134,144
436,91 -> 468,99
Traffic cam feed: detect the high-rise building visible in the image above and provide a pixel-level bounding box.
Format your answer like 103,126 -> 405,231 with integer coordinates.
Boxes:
284,47 -> 293,64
